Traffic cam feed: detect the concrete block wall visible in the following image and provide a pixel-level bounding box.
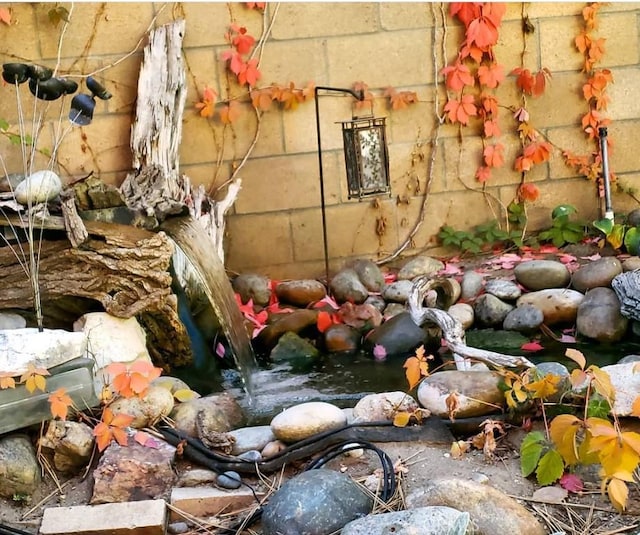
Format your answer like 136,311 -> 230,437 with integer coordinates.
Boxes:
1,2 -> 639,280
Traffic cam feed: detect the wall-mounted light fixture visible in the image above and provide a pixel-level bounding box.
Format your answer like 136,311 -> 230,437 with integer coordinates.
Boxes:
314,86 -> 390,283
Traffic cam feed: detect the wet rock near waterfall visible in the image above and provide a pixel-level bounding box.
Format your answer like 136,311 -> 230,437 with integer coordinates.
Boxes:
601,362 -> 640,417
571,256 -> 622,292
352,391 -> 419,423
232,273 -> 271,307
485,278 -> 521,301
330,268 -> 369,304
465,329 -> 528,352
473,293 -> 514,327
514,259 -> 571,290
447,303 -> 474,329
270,331 -> 320,368
622,256 -> 640,272
612,271 -> 640,322
261,469 -> 373,535
517,288 -> 584,325
228,425 -> 275,455
270,401 -> 347,443
91,435 -> 176,504
352,259 -> 386,292
406,478 -> 546,535
254,309 -> 319,352
503,304 -> 544,333
396,255 -> 444,280
324,323 -> 361,353
364,295 -> 386,312
339,302 -> 383,331
276,279 -> 327,307
0,434 -> 40,499
417,370 -> 504,419
0,312 -> 26,330
39,421 -> 94,474
14,170 -> 62,205
461,270 -> 484,301
535,361 -> 570,379
341,506 -> 470,535
109,385 -> 175,428
576,287 -> 628,343
381,280 -> 414,303
171,393 -> 246,438
363,312 -> 429,357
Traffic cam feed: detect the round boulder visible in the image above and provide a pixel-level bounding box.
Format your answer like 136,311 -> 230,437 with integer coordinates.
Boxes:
473,294 -> 514,327
330,268 -> 369,304
517,289 -> 584,325
352,391 -> 419,423
571,257 -> 622,292
397,256 -> 444,280
576,287 -> 628,343
271,402 -> 347,443
276,279 -> 327,307
514,260 -> 571,290
232,273 -> 271,307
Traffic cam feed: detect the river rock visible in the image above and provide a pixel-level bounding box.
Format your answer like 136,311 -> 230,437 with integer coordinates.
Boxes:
0,312 -> 26,330
382,302 -> 406,320
276,279 -> 326,307
485,278 -> 521,300
339,302 -> 383,330
261,469 -> 373,535
571,256 -> 623,292
14,169 -> 62,204
622,256 -> 640,272
232,273 -> 272,306
330,268 -> 369,304
576,287 -> 628,343
91,434 -> 176,504
417,370 -> 504,418
461,270 -> 484,301
229,426 -> 275,455
406,478 -> 545,535
0,172 -> 23,192
628,208 -> 640,226
447,303 -> 474,329
341,506 -> 470,535
217,471 -> 242,489
397,256 -> 444,280
599,362 -> 640,416
382,280 -> 414,303
514,259 -> 571,290
364,295 -> 386,312
352,392 -> 419,423
254,309 -> 318,352
271,402 -> 347,443
0,434 -> 40,499
108,385 -> 175,428
517,289 -> 584,325
473,294 -> 514,327
324,324 -> 361,353
363,312 -> 428,357
39,421 -> 94,473
352,259 -> 385,292
270,331 -> 320,364
262,440 -> 287,458
503,304 -> 544,333
171,393 -> 246,438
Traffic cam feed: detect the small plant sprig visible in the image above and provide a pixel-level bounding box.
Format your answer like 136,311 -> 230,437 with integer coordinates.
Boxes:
537,204 -> 586,247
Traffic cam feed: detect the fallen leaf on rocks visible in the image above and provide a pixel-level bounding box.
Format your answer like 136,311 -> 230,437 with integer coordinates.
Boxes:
532,485 -> 568,503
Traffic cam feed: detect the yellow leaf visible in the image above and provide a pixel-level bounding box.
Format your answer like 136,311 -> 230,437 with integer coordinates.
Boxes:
607,477 -> 628,512
588,365 -> 615,402
550,414 -> 582,465
393,412 -> 411,428
0,373 -> 16,389
173,388 -> 200,402
450,440 -> 469,459
526,373 -> 561,400
565,348 -> 586,370
569,368 -> 588,390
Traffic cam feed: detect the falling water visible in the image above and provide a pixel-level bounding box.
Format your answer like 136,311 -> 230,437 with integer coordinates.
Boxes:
162,217 -> 257,399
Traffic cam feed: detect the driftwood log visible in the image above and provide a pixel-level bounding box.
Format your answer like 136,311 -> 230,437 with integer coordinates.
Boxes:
408,276 -> 535,370
612,271 -> 640,321
0,217 -> 192,369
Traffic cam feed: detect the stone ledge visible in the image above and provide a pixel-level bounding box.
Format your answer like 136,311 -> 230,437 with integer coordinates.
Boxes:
170,487 -> 264,520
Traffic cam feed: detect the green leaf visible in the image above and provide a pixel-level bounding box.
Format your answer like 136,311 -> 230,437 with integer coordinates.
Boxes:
594,218 -> 614,236
7,133 -> 21,146
536,449 -> 565,486
587,394 -> 612,419
520,431 -> 545,477
552,204 -> 577,219
624,227 -> 640,255
0,118 -> 9,131
562,229 -> 582,244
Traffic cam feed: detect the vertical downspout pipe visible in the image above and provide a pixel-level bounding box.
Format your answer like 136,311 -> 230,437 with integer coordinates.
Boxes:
599,126 -> 614,222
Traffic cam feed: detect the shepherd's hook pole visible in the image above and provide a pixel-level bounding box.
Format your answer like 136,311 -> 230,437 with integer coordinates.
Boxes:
314,86 -> 364,285
598,126 -> 614,222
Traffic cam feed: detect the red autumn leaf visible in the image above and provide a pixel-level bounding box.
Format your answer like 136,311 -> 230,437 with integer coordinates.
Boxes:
560,473 -> 584,493
449,3 -> 481,27
195,86 -> 217,118
443,94 -> 477,126
523,140 -> 553,165
483,118 -> 501,138
467,15 -> 499,49
221,50 -> 244,76
459,42 -> 484,63
0,7 -> 10,25
477,63 -> 504,89
480,94 -> 499,117
441,62 -> 474,91
514,155 -> 533,173
475,166 -> 492,183
513,107 -> 529,122
317,310 -> 333,333
384,87 -> 418,110
533,68 -> 552,97
238,58 -> 261,87
481,3 -> 506,27
232,26 -> 255,55
219,100 -> 242,124
521,341 -> 544,352
483,143 -> 505,168
245,2 -> 266,10
352,81 -> 375,110
93,408 -> 134,451
518,182 -> 540,202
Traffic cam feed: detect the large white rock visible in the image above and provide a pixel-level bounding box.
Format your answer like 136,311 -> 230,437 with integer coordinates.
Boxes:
0,328 -> 87,374
352,391 -> 419,423
14,170 -> 62,205
600,362 -> 640,417
73,312 -> 151,394
271,402 -> 347,443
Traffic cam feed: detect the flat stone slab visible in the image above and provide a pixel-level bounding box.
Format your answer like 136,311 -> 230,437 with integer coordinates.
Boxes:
170,486 -> 264,520
39,499 -> 167,535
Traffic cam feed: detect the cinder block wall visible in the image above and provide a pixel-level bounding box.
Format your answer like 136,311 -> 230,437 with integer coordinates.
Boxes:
1,3 -> 639,280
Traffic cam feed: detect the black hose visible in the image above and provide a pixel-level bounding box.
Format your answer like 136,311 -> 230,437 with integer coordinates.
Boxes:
0,524 -> 34,535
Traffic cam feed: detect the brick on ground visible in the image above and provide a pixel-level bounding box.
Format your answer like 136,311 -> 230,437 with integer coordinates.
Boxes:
39,499 -> 167,535
170,487 -> 264,521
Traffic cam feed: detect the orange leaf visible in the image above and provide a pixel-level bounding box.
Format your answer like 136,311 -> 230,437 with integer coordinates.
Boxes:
631,396 -> 640,418
106,362 -> 128,377
483,118 -> 501,138
514,155 -> 533,173
110,412 -> 135,429
251,88 -> 274,111
232,26 -> 255,55
49,388 -> 73,420
467,15 -> 499,49
0,7 -> 10,25
518,182 -> 539,202
403,345 -> 430,390
93,422 -> 113,452
238,58 -> 261,87
443,94 -> 477,126
550,413 -> 582,465
477,63 -> 504,89
449,3 -> 481,27
475,166 -> 491,183
393,411 -> 411,428
446,391 -> 459,420
480,94 -> 499,117
0,372 -> 16,389
483,143 -> 505,168
565,348 -> 586,370
112,427 -> 130,447
219,101 -> 242,124
317,311 -> 335,333
441,62 -> 474,91
575,31 -> 591,54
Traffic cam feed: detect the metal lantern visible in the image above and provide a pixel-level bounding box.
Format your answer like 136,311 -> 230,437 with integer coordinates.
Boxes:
341,116 -> 390,200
